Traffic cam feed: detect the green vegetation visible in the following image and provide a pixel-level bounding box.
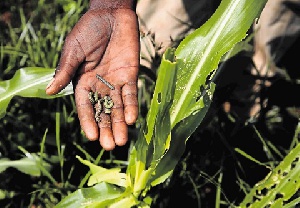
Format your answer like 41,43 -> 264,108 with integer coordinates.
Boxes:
1,0 -> 300,207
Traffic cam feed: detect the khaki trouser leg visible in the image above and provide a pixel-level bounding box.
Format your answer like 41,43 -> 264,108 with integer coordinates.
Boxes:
250,0 -> 300,117
136,0 -> 220,69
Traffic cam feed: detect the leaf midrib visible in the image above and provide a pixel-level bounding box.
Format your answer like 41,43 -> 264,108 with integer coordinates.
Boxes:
170,0 -> 239,126
0,74 -> 52,103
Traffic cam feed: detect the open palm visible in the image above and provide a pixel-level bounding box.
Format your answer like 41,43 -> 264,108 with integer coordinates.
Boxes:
46,8 -> 140,150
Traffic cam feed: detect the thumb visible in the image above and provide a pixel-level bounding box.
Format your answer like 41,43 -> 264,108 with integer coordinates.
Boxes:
46,35 -> 85,95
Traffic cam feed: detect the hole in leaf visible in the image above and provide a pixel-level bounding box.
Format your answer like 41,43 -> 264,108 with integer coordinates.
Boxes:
157,92 -> 161,103
275,193 -> 283,200
291,157 -> 299,169
270,184 -> 277,190
196,85 -> 205,102
260,188 -> 268,196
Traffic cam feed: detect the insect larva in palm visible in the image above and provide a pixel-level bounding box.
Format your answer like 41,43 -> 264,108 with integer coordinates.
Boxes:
103,95 -> 114,114
96,74 -> 115,90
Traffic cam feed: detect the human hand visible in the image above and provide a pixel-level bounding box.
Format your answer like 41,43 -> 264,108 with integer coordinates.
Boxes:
46,4 -> 140,151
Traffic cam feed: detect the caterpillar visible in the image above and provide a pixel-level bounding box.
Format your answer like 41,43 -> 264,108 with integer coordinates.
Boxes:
88,91 -> 114,121
103,95 -> 114,114
96,74 -> 115,90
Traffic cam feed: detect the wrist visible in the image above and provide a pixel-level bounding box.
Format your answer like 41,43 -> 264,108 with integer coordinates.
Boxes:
89,0 -> 136,10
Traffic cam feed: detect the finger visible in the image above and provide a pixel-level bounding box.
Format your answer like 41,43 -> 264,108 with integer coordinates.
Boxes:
122,82 -> 139,125
110,90 -> 128,146
46,32 -> 85,95
99,113 -> 116,151
75,86 -> 99,141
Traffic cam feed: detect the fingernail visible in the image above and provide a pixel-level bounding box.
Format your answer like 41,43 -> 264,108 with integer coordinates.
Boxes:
46,78 -> 55,89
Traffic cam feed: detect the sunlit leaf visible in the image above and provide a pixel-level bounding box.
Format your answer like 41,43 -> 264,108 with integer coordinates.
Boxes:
145,0 -> 267,186
55,182 -> 124,208
238,143 -> 300,207
0,155 -> 51,176
0,67 -> 73,119
143,48 -> 177,146
171,0 -> 267,126
77,156 -> 127,188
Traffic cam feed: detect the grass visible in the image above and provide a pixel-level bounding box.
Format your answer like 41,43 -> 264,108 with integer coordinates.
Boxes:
1,0 -> 299,207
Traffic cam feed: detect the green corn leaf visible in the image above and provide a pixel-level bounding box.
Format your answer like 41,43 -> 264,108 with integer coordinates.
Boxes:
171,0 -> 267,126
0,67 -> 73,119
138,0 -> 267,188
126,48 -> 177,194
143,48 -> 177,146
57,157 -> 139,208
238,142 -> 300,208
150,82 -> 215,186
76,156 -> 128,188
55,182 -> 126,208
0,155 -> 51,176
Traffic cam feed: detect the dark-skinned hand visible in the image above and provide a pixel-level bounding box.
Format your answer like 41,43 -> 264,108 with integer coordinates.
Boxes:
46,1 -> 140,151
